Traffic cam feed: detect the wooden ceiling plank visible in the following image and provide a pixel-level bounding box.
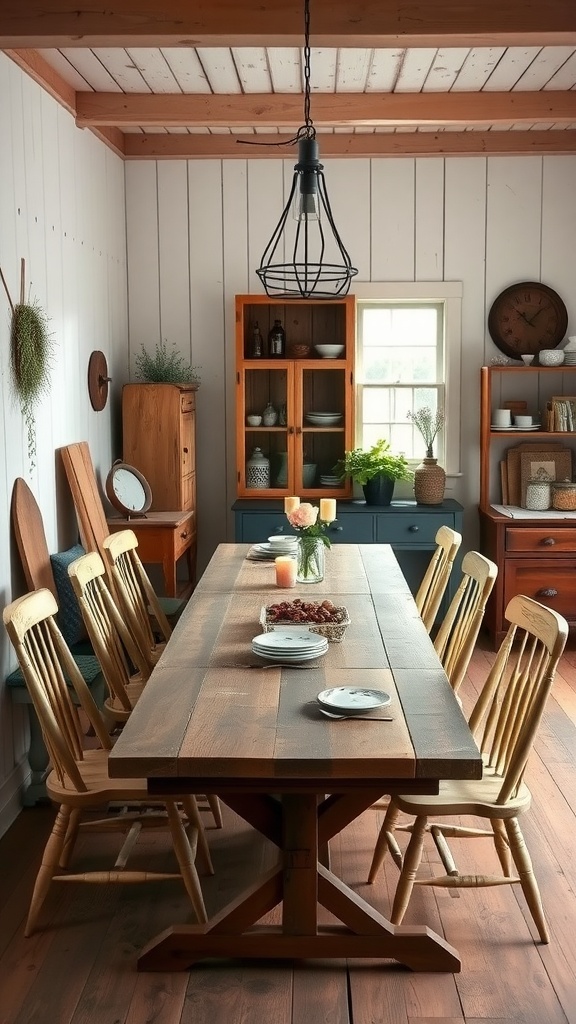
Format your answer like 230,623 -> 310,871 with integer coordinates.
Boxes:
123,129 -> 576,159
74,90 -> 576,128
1,1 -> 576,48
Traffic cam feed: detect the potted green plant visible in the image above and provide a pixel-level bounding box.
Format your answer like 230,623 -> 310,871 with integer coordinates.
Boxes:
135,340 -> 200,386
334,439 -> 412,506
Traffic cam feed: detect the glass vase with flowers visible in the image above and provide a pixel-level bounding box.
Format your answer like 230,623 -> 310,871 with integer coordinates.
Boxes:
285,499 -> 335,583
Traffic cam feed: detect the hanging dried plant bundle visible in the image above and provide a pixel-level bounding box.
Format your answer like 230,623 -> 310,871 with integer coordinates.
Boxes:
1,259 -> 54,468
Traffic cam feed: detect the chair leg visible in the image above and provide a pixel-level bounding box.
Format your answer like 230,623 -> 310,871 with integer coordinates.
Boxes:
390,814 -> 428,925
368,799 -> 402,882
181,796 -> 214,875
164,799 -> 208,924
492,817 -> 512,877
207,794 -> 223,828
59,808 -> 82,869
505,817 -> 549,943
26,805 -> 72,936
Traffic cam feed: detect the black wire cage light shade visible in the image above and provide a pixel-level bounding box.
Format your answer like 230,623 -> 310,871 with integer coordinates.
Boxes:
256,0 -> 358,300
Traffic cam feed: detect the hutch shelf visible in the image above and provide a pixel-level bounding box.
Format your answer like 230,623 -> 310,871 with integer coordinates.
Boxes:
479,364 -> 576,647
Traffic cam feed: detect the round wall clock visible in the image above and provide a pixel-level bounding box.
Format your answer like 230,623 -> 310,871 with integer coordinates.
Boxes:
488,282 -> 568,359
105,461 -> 152,518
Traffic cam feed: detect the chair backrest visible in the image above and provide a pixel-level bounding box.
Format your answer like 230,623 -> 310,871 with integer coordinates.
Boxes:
433,549 -> 498,695
3,589 -> 112,792
102,529 -> 172,670
11,477 -> 58,599
415,525 -> 462,632
67,550 -> 151,715
58,442 -> 112,583
468,594 -> 568,805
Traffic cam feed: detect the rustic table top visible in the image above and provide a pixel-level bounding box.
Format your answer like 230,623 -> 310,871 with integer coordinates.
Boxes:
109,543 -> 481,789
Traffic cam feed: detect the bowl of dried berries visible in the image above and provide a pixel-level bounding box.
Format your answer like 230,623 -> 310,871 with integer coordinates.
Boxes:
260,599 -> 351,642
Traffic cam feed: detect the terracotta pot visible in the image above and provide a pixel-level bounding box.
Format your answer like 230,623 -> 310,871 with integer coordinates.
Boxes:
414,457 -> 446,505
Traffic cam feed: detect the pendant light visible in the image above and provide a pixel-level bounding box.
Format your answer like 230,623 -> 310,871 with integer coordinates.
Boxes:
256,0 -> 358,299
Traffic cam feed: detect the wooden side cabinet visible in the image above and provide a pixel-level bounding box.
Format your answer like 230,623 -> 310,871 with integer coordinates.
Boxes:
479,364 -> 576,647
122,383 -> 197,512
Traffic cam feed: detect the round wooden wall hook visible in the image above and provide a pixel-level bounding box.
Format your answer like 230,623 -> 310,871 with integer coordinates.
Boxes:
88,350 -> 112,410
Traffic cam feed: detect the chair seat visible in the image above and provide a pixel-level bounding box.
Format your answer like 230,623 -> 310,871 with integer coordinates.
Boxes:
46,748 -> 177,805
395,775 -> 532,819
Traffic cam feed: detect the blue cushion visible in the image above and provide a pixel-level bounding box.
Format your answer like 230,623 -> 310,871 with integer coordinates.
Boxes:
50,544 -> 89,647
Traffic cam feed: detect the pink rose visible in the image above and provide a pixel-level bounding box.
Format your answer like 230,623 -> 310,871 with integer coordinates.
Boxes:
287,503 -> 318,529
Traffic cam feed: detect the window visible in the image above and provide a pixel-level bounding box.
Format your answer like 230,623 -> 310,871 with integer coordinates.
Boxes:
354,282 -> 462,476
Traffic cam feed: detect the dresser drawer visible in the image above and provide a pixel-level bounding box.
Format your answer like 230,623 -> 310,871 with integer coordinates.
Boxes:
375,513 -> 450,546
174,513 -> 195,559
503,558 -> 576,619
506,527 -> 576,554
326,514 -> 374,543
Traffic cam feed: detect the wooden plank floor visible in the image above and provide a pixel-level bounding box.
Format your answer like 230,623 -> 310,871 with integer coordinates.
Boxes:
2,636 -> 576,1024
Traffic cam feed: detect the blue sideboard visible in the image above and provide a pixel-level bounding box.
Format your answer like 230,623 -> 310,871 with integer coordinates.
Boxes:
232,498 -> 464,601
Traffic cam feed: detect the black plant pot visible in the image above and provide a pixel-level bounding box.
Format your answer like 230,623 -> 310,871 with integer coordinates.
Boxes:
362,474 -> 395,506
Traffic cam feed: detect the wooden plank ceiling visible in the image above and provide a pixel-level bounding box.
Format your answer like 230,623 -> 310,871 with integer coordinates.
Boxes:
2,1 -> 576,160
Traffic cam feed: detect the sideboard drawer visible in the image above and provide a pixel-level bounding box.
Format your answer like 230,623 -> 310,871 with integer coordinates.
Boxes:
375,513 -> 449,546
503,558 -> 576,618
506,528 -> 576,554
326,514 -> 374,543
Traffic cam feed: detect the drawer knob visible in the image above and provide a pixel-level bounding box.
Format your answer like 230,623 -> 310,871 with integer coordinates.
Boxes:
408,525 -> 419,533
183,447 -> 189,453
180,531 -> 188,540
332,525 -> 343,532
541,537 -> 556,546
536,587 -> 558,598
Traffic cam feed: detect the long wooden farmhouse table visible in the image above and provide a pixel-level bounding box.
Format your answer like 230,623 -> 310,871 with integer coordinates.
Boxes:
109,543 -> 481,972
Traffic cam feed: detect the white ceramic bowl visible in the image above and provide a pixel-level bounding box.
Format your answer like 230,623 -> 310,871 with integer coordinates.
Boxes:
314,344 -> 344,359
246,414 -> 262,426
267,535 -> 297,549
539,349 -> 564,366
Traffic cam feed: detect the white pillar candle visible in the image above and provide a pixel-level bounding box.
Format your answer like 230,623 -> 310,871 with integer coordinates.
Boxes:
275,556 -> 297,588
319,498 -> 336,523
284,496 -> 300,514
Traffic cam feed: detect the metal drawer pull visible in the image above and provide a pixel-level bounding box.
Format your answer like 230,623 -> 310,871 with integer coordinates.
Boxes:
540,537 -> 556,546
332,526 -> 343,532
180,531 -> 188,539
408,525 -> 419,533
536,587 -> 558,598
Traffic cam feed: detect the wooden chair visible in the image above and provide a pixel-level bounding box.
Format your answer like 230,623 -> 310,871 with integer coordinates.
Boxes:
433,549 -> 498,696
3,588 -> 213,936
67,550 -> 151,730
102,529 -> 171,671
368,594 -> 568,943
414,525 -> 462,633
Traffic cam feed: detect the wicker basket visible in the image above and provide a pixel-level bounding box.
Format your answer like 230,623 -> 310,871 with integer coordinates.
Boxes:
260,604 -> 351,642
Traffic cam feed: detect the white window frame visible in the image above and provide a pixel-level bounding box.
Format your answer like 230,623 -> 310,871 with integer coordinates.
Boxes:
354,282 -> 463,479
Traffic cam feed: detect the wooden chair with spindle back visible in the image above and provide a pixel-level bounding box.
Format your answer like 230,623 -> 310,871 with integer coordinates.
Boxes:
102,529 -> 171,671
66,550 -> 151,731
3,588 -> 213,937
433,549 -> 498,696
368,594 -> 568,943
414,525 -> 462,633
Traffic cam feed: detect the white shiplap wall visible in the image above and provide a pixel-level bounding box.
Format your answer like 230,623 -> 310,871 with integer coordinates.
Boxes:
0,52 -> 128,834
125,151 -> 576,568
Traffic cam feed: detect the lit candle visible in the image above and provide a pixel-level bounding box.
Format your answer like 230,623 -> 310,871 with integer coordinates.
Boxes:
284,496 -> 300,514
319,498 -> 336,523
275,556 -> 297,588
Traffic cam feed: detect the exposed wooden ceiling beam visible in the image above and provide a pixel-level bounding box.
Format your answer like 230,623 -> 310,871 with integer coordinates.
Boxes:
76,92 -> 576,129
124,131 -> 576,160
1,0 -> 575,48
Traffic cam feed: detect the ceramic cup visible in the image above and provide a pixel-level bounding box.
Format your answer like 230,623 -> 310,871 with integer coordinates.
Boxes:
493,408 -> 512,427
514,414 -> 533,428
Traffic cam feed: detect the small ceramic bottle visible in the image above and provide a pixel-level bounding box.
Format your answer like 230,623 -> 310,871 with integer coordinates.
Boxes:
268,319 -> 286,358
262,402 -> 278,426
246,447 -> 270,489
251,321 -> 263,358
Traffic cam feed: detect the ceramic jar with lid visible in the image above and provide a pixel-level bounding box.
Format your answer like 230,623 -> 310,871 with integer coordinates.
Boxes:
246,447 -> 270,489
551,480 -> 576,511
525,479 -> 551,511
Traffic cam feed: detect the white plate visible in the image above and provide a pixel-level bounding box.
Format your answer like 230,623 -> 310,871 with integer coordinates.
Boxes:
252,631 -> 327,651
252,640 -> 328,657
254,542 -> 296,555
252,646 -> 327,663
491,424 -> 541,431
317,686 -> 391,712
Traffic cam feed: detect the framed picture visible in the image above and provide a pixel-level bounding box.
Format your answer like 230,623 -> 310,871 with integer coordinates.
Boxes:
520,449 -> 573,507
550,397 -> 576,432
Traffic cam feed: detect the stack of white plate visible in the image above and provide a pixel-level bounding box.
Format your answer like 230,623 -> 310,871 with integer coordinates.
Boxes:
252,630 -> 328,662
316,686 -> 391,716
563,353 -> 576,365
267,535 -> 298,553
305,412 -> 343,426
320,474 -> 341,487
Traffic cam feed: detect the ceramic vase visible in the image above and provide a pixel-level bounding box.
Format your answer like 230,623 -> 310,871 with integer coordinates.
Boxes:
296,536 -> 325,583
413,457 -> 446,505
